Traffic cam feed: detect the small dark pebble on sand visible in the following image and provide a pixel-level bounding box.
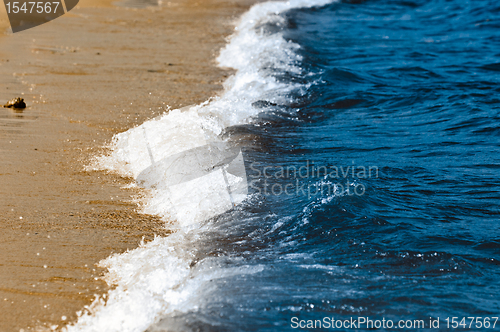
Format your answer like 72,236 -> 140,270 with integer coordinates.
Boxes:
4,97 -> 26,109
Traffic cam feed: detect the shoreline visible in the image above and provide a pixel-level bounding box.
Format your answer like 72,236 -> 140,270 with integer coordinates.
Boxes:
0,0 -> 256,330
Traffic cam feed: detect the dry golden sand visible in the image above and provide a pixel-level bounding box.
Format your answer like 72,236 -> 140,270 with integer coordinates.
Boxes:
0,0 -> 256,330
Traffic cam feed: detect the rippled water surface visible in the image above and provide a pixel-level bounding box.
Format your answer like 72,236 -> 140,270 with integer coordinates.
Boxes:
152,0 -> 500,329
85,0 -> 500,331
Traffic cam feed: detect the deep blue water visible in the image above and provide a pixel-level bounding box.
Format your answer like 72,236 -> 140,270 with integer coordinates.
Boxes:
151,0 -> 500,330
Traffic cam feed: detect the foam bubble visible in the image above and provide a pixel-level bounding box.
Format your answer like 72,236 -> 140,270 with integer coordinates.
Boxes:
68,1 -> 336,331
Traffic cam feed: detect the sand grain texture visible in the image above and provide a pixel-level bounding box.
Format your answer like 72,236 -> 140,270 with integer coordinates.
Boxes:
0,0 -> 256,330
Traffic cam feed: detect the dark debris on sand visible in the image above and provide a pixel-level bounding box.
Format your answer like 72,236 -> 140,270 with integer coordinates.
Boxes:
4,97 -> 26,109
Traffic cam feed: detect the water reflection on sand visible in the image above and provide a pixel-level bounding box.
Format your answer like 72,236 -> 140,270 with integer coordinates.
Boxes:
114,0 -> 161,9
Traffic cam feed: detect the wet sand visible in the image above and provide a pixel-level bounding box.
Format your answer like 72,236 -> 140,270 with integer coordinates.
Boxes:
0,0 -> 256,330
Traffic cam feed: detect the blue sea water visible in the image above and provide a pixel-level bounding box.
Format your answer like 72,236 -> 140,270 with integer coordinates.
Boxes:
141,0 -> 500,330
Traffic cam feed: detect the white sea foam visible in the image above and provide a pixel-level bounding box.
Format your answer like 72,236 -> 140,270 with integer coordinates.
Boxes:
64,1 -> 335,331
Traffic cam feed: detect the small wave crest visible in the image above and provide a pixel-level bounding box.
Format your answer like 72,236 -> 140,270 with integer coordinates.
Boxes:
64,1 -> 336,332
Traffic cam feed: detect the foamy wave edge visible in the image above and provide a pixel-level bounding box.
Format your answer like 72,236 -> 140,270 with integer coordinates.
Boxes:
47,1 -> 335,332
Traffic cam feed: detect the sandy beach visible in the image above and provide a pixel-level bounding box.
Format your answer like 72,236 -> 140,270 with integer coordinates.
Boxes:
0,0 -> 255,330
